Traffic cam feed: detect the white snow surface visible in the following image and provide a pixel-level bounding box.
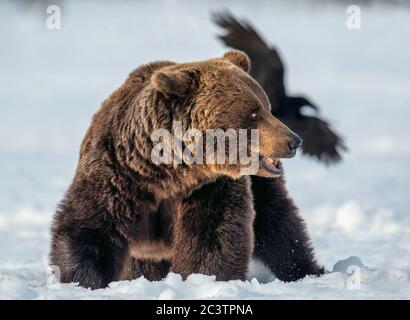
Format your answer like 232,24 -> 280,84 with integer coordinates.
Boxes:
0,0 -> 409,299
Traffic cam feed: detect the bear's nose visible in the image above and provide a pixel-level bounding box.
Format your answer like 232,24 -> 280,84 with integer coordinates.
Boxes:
288,134 -> 303,151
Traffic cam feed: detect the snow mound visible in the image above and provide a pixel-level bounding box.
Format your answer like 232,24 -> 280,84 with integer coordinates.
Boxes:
332,256 -> 365,273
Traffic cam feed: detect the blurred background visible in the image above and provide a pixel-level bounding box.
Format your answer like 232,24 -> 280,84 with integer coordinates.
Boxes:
0,0 -> 409,299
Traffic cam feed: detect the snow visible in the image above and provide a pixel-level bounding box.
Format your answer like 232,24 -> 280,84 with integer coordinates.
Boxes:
0,0 -> 409,299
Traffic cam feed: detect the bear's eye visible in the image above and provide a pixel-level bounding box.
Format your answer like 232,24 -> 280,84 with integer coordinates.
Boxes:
250,110 -> 260,121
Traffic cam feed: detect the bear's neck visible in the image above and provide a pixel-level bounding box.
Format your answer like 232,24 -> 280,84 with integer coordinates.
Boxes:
112,89 -> 217,202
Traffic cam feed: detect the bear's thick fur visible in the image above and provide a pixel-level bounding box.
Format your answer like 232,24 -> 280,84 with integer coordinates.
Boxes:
50,51 -> 323,289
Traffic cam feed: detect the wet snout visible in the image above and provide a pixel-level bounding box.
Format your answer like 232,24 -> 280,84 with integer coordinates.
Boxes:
258,108 -> 302,159
287,133 -> 303,156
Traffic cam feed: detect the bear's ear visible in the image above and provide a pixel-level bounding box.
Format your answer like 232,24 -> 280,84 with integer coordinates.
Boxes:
151,70 -> 195,97
223,50 -> 251,73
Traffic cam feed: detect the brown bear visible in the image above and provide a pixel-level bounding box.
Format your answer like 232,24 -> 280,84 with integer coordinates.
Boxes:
50,50 -> 323,289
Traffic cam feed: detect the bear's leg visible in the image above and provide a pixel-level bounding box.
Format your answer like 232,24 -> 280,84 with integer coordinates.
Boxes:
123,259 -> 171,281
251,176 -> 324,281
171,177 -> 255,281
50,219 -> 128,289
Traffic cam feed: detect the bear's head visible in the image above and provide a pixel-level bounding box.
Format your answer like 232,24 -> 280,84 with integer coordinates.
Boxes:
149,50 -> 302,179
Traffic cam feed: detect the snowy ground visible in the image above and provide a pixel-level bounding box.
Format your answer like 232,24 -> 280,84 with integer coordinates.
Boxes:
0,0 -> 409,299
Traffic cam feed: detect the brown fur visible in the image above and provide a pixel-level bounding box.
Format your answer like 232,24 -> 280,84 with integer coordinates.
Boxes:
50,51 -> 322,289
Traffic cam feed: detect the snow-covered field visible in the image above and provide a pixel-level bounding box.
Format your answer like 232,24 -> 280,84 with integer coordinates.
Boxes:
0,0 -> 409,299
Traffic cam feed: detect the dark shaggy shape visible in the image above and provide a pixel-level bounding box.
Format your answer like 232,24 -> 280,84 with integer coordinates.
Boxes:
50,51 -> 323,289
213,11 -> 347,164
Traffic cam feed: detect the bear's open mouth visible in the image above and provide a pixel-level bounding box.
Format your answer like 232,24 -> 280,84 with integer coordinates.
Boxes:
259,155 -> 282,175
